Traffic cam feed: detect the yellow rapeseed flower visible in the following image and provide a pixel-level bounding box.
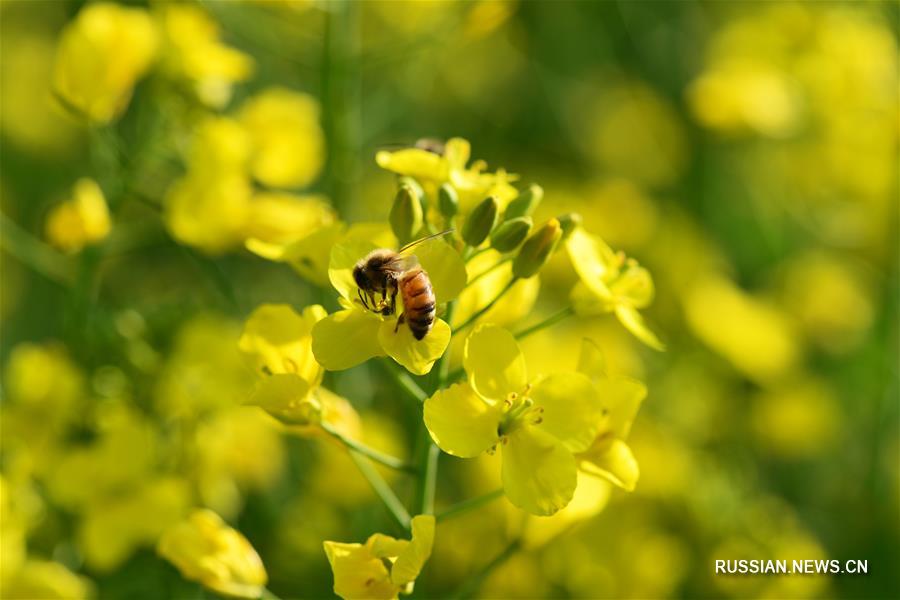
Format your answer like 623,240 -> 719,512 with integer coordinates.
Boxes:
164,116 -> 253,254
573,338 -> 646,491
45,179 -> 111,253
376,137 -> 518,212
323,515 -> 435,600
311,236 -> 467,375
239,87 -> 326,188
243,192 -> 336,248
684,275 -> 800,383
158,509 -> 267,599
566,227 -> 664,350
2,560 -> 94,600
239,303 -> 358,435
158,4 -> 253,108
424,325 -> 607,515
53,2 -> 158,123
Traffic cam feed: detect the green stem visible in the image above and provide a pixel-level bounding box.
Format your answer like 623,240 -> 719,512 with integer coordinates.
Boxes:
413,300 -> 456,516
436,489 -> 504,523
453,278 -> 517,333
514,306 -> 575,340
450,538 -> 522,600
464,256 -> 511,289
321,422 -> 417,473
379,358 -> 428,403
348,450 -> 412,531
0,213 -> 76,285
465,246 -> 491,262
321,0 -> 360,215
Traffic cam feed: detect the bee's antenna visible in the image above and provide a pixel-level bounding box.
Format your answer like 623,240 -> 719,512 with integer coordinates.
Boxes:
398,229 -> 455,253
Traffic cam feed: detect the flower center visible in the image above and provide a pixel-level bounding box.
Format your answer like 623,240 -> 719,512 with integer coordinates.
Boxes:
498,384 -> 543,438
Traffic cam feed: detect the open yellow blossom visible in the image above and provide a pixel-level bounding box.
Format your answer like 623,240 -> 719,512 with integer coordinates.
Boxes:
2,560 -> 94,600
158,509 -> 267,599
566,227 -> 664,350
45,179 -> 111,253
78,478 -> 190,572
158,4 -> 253,108
154,314 -> 256,418
243,192 -> 336,248
240,303 -> 358,434
239,87 -> 326,188
53,2 -> 158,123
164,117 -> 252,254
376,137 -> 518,212
194,408 -> 286,519
312,236 -> 467,375
684,275 -> 800,383
424,325 -> 607,515
324,515 -> 435,600
573,338 -> 646,491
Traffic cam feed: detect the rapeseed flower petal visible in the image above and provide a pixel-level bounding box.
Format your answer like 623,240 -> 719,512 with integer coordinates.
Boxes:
530,373 -> 604,454
239,87 -> 325,188
158,509 -> 267,599
463,323 -> 527,399
311,309 -> 385,371
324,515 -> 434,600
45,179 -> 111,253
53,3 -> 158,123
423,383 -> 502,458
501,426 -> 577,516
378,318 -> 451,376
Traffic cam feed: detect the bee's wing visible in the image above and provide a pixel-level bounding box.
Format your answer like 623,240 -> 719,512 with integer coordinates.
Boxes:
385,254 -> 418,272
397,229 -> 455,257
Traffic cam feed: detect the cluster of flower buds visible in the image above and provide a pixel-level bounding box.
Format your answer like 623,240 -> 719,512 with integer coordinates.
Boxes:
388,173 -> 582,283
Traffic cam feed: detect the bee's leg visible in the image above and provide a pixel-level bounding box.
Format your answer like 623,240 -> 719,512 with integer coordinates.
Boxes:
394,313 -> 405,333
358,288 -> 369,310
389,286 -> 398,315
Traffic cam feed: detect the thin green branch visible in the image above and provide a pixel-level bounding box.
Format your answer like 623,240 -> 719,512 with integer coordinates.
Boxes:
436,489 -> 504,523
347,450 -> 412,531
0,213 -> 77,285
514,306 -> 575,340
379,359 -> 428,403
464,256 -> 511,289
321,422 -> 417,473
418,443 -> 440,516
453,278 -> 517,333
413,300 -> 457,516
465,246 -> 491,263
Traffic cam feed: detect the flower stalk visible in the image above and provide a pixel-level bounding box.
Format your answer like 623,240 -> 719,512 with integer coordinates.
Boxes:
348,450 -> 412,531
321,421 -> 417,473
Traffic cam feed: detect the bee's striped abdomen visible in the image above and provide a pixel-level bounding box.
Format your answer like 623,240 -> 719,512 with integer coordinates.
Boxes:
400,267 -> 436,340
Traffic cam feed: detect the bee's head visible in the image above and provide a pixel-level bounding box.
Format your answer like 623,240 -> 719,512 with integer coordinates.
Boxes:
352,262 -> 369,290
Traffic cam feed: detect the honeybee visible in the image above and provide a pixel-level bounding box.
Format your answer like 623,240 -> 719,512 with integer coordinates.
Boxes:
352,230 -> 453,340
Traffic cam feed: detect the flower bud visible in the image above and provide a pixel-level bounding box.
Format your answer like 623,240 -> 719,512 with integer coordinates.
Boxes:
438,183 -> 459,218
390,185 -> 423,245
512,218 -> 562,279
504,184 -> 543,221
398,176 -> 427,210
556,212 -> 583,243
462,195 -> 499,247
158,509 -> 267,599
490,216 -> 532,252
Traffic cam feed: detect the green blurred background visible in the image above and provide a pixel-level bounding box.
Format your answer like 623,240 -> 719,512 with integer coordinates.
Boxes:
1,1 -> 897,598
